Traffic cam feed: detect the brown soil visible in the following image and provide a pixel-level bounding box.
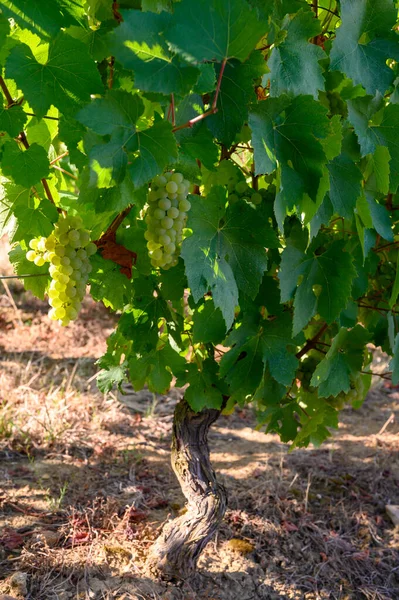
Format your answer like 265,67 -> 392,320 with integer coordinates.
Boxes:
0,238 -> 399,600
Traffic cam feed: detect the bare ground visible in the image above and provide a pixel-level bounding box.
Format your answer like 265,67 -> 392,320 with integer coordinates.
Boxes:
0,239 -> 398,600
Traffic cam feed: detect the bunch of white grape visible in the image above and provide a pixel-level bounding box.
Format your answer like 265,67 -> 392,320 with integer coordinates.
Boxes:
26,214 -> 97,325
144,171 -> 191,269
228,180 -> 262,206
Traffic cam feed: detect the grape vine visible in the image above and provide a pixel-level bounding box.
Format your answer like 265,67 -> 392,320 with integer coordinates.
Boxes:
0,0 -> 398,453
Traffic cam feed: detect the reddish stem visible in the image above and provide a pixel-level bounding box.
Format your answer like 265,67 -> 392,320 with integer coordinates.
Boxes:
172,58 -> 227,133
296,323 -> 328,360
0,75 -> 14,106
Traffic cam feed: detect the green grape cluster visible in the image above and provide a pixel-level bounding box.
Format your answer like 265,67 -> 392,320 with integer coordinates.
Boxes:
144,171 -> 191,269
26,215 -> 97,326
228,179 -> 262,206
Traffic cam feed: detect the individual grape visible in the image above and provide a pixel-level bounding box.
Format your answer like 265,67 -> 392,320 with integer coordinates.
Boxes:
76,249 -> 87,260
45,237 -> 56,251
148,190 -> 159,202
176,183 -> 186,195
34,255 -> 45,267
159,234 -> 171,246
171,172 -> 184,184
29,239 -> 39,250
154,175 -> 167,187
235,181 -> 248,194
166,181 -> 178,194
49,296 -> 63,308
154,208 -> 166,220
26,250 -> 37,262
164,242 -> 176,254
37,238 -> 47,252
167,207 -> 179,219
79,230 -> 90,246
54,306 -> 66,320
65,306 -> 78,320
54,245 -> 66,257
86,243 -> 97,256
161,216 -> 174,229
228,193 -> 239,204
179,199 -> 191,212
158,198 -> 171,211
251,192 -> 262,205
50,255 -> 61,266
70,257 -> 82,269
151,248 -> 163,261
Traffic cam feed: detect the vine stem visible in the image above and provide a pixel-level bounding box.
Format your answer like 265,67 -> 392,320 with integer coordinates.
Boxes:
0,76 -> 60,212
172,58 -> 227,133
0,75 -> 14,106
296,323 -> 328,360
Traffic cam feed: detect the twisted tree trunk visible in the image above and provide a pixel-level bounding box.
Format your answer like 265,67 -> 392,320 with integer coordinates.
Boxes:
146,398 -> 227,580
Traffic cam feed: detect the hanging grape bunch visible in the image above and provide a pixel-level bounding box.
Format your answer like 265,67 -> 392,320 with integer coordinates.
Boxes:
228,179 -> 263,206
144,171 -> 191,269
26,215 -> 97,325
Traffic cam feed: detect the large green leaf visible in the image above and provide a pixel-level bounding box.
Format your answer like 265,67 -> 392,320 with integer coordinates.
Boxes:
1,142 -> 49,187
166,0 -> 267,62
128,120 -> 178,188
267,10 -> 325,99
327,154 -> 363,220
207,53 -> 266,146
330,0 -> 399,96
1,0 -> 85,39
0,99 -> 26,137
249,96 -> 330,202
76,91 -> 144,137
220,312 -> 298,403
310,326 -> 370,397
279,240 -> 357,335
181,187 -> 278,328
6,33 -> 103,118
110,9 -> 199,95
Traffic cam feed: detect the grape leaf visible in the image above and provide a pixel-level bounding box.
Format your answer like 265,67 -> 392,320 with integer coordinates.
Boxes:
128,120 -> 178,188
166,0 -> 267,62
0,100 -> 26,137
208,53 -> 267,146
267,10 -> 325,99
177,359 -> 224,412
220,311 -> 298,404
76,90 -> 144,136
346,94 -> 385,156
1,0 -> 85,39
365,193 -> 393,241
249,95 -> 330,200
1,142 -> 49,187
6,33 -> 103,119
279,240 -> 357,336
97,364 -> 127,393
129,342 -> 185,394
88,140 -> 127,188
290,392 -> 338,449
310,325 -> 370,397
110,9 -> 199,95
327,154 -> 363,220
330,0 -> 399,96
192,299 -> 226,344
89,254 -> 133,310
178,122 -> 218,171
181,187 -> 278,328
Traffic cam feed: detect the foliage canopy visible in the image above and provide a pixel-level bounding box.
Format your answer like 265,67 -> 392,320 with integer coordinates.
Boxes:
1,0 -> 399,449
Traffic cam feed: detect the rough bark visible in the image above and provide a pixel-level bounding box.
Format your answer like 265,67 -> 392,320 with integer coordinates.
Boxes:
146,398 -> 227,580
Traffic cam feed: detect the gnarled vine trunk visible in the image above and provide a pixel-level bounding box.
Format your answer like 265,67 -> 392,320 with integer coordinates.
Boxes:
146,398 -> 227,580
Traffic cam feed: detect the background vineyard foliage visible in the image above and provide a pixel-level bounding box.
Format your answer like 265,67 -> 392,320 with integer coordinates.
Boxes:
0,0 -> 399,449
